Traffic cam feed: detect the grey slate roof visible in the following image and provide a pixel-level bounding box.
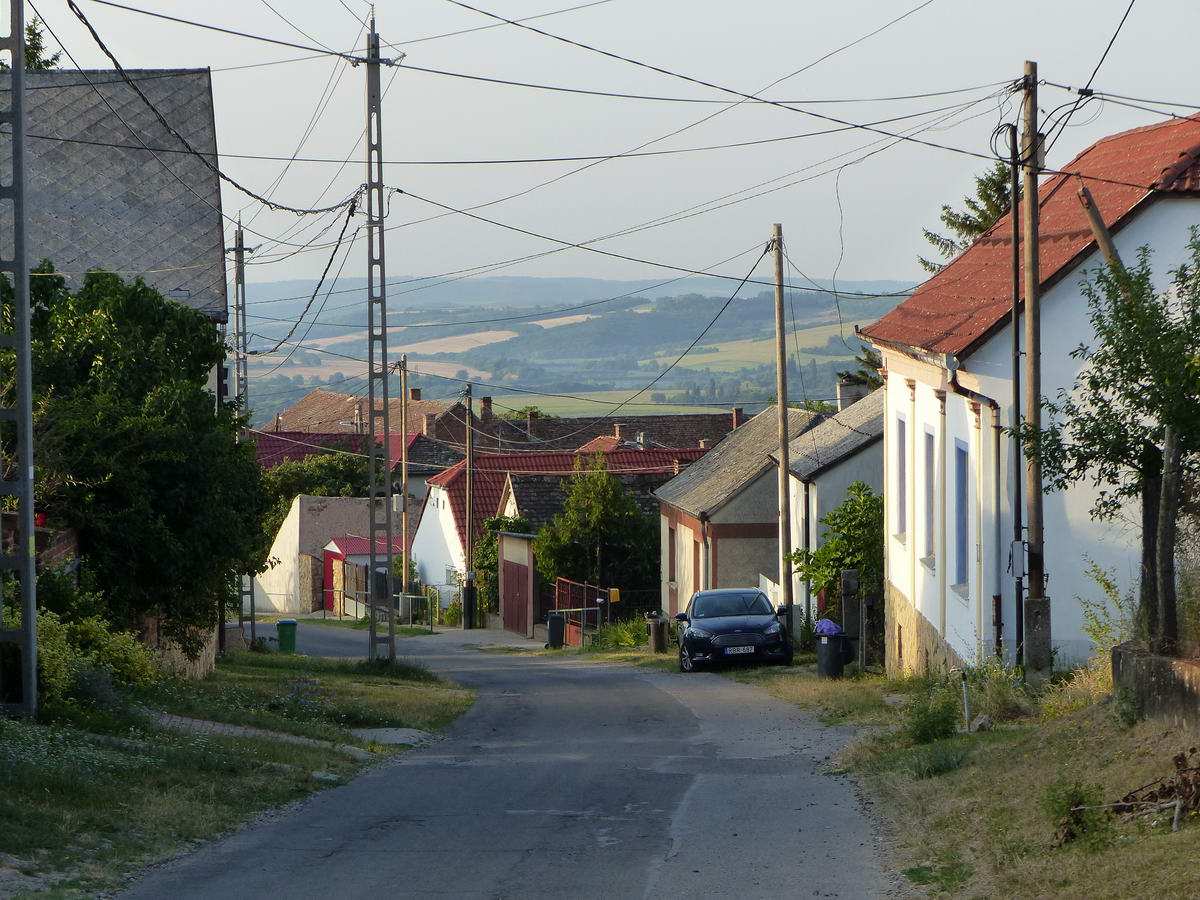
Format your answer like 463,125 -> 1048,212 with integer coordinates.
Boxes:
1,70 -> 226,320
653,406 -> 822,517
781,389 -> 885,481
507,470 -> 685,533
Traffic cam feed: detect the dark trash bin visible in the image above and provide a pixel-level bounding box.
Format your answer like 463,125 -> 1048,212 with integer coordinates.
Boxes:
645,613 -> 669,653
276,619 -> 297,654
546,613 -> 566,649
817,633 -> 852,678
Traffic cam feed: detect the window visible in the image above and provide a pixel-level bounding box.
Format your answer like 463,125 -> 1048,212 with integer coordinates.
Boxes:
924,428 -> 936,558
895,416 -> 907,535
668,527 -> 677,581
955,440 -> 969,586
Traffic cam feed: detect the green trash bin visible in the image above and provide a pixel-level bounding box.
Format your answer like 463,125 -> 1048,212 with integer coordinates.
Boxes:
276,619 -> 298,654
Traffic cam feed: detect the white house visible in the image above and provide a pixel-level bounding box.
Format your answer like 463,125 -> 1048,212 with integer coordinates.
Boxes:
778,388 -> 885,617
861,114 -> 1200,674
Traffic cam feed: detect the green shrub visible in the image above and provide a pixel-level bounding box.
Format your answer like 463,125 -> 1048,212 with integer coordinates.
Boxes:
966,658 -> 1034,722
902,687 -> 960,744
587,620 -> 648,651
1040,779 -> 1113,850
906,745 -> 968,779
443,597 -> 463,627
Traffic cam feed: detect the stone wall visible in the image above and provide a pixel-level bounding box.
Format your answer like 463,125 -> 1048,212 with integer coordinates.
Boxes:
884,580 -> 965,677
1112,642 -> 1200,731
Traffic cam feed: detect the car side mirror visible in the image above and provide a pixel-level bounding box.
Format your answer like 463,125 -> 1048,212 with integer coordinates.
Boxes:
674,612 -> 688,622
776,605 -> 788,617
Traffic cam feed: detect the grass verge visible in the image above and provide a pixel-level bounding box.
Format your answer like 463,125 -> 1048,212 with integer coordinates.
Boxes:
737,664 -> 1200,899
0,651 -> 472,896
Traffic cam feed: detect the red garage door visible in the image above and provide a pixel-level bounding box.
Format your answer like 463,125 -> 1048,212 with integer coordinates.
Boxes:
502,559 -> 530,637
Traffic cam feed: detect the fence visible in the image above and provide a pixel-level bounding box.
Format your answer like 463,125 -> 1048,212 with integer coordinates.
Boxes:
552,578 -> 610,647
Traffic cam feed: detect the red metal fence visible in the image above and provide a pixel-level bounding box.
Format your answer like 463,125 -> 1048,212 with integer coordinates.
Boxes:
553,577 -> 609,647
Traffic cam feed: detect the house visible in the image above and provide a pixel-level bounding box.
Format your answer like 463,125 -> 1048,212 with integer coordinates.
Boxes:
483,409 -> 748,451
322,534 -> 407,618
654,406 -> 822,615
252,495 -> 370,614
274,387 -> 484,444
12,69 -> 227,321
777,388 -> 885,616
860,114 -> 1200,674
411,448 -> 707,601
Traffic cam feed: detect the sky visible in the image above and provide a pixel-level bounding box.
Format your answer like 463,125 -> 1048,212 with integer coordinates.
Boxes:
28,0 -> 1200,295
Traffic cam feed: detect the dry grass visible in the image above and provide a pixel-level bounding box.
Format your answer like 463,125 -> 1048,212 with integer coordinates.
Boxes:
729,663 -> 891,724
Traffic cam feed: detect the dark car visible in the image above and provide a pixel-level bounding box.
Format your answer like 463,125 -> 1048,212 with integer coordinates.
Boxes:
674,589 -> 793,672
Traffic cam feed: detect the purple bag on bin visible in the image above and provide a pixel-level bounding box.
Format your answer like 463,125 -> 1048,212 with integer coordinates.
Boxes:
815,618 -> 843,636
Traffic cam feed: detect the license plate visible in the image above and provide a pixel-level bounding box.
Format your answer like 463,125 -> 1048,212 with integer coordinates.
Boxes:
724,645 -> 754,655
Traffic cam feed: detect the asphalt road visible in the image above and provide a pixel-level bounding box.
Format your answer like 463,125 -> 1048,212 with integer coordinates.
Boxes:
120,625 -> 901,899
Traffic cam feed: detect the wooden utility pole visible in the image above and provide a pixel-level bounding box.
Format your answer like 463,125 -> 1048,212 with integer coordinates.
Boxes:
463,385 -> 476,629
400,356 -> 410,608
1021,60 -> 1051,683
771,224 -> 795,635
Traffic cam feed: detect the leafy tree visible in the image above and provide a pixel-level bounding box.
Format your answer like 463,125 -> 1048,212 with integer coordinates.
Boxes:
473,514 -> 530,613
919,161 -> 1012,274
0,18 -> 61,71
533,455 -> 657,590
260,447 -> 370,541
787,482 -> 883,620
1,265 -> 268,653
836,345 -> 883,388
1015,237 -> 1200,655
498,405 -> 552,421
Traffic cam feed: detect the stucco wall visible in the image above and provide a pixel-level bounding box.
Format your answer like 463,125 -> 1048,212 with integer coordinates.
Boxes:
659,509 -> 703,616
714,535 -> 775,590
411,485 -> 466,597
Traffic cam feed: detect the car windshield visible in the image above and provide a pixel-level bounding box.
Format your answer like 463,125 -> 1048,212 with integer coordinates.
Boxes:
691,592 -> 772,618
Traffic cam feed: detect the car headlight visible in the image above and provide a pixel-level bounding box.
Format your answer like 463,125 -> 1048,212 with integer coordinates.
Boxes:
764,622 -> 782,635
688,626 -> 714,639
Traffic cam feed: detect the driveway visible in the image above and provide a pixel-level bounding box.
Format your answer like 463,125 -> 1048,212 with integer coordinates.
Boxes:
121,626 -> 901,899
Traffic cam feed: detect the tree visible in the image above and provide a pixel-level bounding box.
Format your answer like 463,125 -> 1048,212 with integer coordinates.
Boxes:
787,482 -> 883,620
918,161 -> 1012,274
836,345 -> 883,389
533,455 -> 657,591
1,265 -> 269,653
1014,237 -> 1200,654
473,514 -> 530,613
0,18 -> 61,71
498,405 -> 552,421
260,446 -> 370,541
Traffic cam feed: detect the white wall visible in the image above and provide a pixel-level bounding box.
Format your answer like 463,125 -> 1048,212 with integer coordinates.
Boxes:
880,196 -> 1200,667
659,511 -> 704,616
253,497 -> 301,614
411,484 -> 466,600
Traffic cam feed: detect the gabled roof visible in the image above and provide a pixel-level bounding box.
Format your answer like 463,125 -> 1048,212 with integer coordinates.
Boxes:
654,407 -> 823,517
325,535 -> 406,557
861,115 -> 1200,357
577,434 -> 622,453
6,70 -> 226,320
252,429 -> 461,473
502,469 -> 681,533
780,389 -> 884,481
484,410 -> 742,451
275,389 -> 459,434
427,447 -> 708,550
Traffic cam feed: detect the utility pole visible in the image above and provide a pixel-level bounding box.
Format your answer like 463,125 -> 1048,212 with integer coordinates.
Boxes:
400,355 -> 410,613
462,385 -> 476,629
365,12 -> 395,661
1021,61 -> 1051,683
1006,122 -> 1023,664
0,3 -> 37,718
771,224 -> 794,635
231,217 -> 255,647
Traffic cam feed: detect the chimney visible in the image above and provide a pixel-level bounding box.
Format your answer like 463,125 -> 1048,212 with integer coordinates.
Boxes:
409,387 -> 422,402
636,431 -> 646,447
672,458 -> 681,475
699,438 -> 711,449
422,412 -> 437,436
731,407 -> 745,428
613,423 -> 624,439
274,413 -> 282,433
480,396 -> 493,424
835,380 -> 870,411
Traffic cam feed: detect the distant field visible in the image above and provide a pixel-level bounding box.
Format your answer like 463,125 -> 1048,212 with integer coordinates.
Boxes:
649,320 -> 872,372
487,390 -> 730,418
530,314 -> 597,328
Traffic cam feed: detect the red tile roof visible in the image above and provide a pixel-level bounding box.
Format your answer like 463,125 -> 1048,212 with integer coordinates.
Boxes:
576,435 -> 622,453
325,535 -> 407,557
427,448 -> 708,551
862,115 -> 1200,357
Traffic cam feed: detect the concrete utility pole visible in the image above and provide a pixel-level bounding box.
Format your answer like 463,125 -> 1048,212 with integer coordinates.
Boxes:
771,224 -> 795,635
0,3 -> 37,718
1006,122 -> 1023,663
365,12 -> 396,660
231,218 -> 255,647
399,355 -> 410,608
1021,61 -> 1051,683
462,386 -> 476,629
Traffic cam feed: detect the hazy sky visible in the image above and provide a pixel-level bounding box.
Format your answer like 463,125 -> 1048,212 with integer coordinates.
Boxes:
32,0 -> 1199,294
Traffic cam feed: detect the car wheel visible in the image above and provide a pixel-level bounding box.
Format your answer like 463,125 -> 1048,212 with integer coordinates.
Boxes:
679,644 -> 697,673
778,651 -> 794,667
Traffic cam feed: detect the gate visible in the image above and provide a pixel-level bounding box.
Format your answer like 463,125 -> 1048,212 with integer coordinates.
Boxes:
502,559 -> 531,637
553,577 -> 609,647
